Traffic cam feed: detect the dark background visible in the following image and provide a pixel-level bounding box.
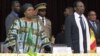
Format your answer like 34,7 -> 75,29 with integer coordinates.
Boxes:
0,0 -> 100,42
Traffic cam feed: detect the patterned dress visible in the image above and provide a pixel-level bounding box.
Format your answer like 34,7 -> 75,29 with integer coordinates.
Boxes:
4,17 -> 51,53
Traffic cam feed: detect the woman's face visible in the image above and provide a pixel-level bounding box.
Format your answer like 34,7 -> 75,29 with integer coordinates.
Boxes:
24,7 -> 35,18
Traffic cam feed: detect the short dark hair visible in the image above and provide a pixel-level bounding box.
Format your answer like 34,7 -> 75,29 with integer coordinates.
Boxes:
88,10 -> 96,16
73,0 -> 83,8
11,0 -> 19,7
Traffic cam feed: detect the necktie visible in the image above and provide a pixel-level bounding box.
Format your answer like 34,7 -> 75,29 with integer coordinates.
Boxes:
79,16 -> 85,30
92,22 -> 97,32
42,17 -> 44,25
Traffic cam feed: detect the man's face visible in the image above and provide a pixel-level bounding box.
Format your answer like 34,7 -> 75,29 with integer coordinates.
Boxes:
38,9 -> 46,17
64,8 -> 69,16
13,3 -> 20,13
75,2 -> 85,14
88,11 -> 97,21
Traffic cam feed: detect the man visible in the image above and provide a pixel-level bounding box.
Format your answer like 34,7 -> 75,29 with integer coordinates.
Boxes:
55,7 -> 74,44
5,0 -> 20,33
55,25 -> 65,44
35,3 -> 54,41
35,3 -> 53,53
65,1 -> 90,53
64,7 -> 74,17
88,10 -> 100,46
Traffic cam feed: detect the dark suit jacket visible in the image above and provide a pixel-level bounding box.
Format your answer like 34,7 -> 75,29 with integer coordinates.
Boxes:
5,11 -> 19,33
55,32 -> 65,44
65,14 -> 88,53
65,15 -> 79,53
88,20 -> 100,46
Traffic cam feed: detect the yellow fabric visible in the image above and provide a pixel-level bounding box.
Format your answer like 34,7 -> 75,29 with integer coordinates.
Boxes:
90,28 -> 96,53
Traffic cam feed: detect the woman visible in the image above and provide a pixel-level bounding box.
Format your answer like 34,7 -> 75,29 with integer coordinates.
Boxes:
4,3 -> 51,53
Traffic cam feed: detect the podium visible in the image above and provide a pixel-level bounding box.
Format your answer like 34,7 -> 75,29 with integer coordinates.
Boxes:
52,44 -> 72,53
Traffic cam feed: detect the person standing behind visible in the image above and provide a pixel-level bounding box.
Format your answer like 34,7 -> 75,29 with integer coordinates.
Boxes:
35,3 -> 54,52
88,10 -> 100,46
64,7 -> 74,17
55,7 -> 74,44
35,3 -> 54,43
5,0 -> 20,33
55,25 -> 65,44
65,1 -> 91,53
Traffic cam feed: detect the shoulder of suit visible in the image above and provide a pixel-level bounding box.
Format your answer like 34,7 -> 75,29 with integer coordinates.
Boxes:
45,17 -> 51,21
44,17 -> 51,25
46,18 -> 51,21
6,12 -> 13,17
6,12 -> 17,19
66,14 -> 74,20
